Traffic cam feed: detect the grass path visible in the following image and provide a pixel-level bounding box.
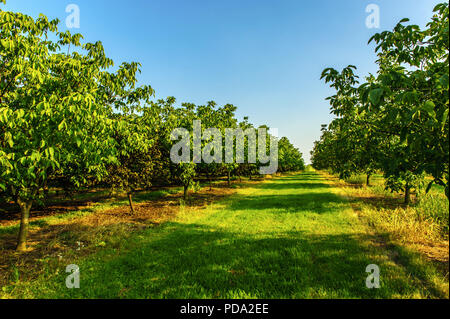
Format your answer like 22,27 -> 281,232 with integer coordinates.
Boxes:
4,171 -> 447,298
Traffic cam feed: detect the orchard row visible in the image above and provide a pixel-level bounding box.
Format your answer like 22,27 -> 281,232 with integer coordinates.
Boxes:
0,4 -> 304,251
311,3 -> 449,203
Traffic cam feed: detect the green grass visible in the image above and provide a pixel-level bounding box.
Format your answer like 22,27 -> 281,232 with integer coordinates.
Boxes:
415,193 -> 449,235
1,171 -> 448,298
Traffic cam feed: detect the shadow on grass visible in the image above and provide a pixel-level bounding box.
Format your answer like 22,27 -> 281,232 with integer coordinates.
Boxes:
227,173 -> 343,213
259,182 -> 330,191
0,218 -> 52,237
0,187 -> 179,226
133,188 -> 180,203
259,173 -> 330,190
226,193 -> 346,214
272,173 -> 324,182
2,172 -> 446,299
31,221 -> 446,299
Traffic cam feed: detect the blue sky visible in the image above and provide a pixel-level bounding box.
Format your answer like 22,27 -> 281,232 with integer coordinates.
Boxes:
3,0 -> 442,163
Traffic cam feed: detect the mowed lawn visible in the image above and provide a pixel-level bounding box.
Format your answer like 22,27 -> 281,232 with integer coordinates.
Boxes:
5,171 -> 447,298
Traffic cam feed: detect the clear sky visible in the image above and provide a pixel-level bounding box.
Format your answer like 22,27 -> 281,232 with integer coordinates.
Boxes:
2,0 -> 443,163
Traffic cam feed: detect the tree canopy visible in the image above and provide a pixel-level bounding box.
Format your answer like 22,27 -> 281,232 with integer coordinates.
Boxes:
312,3 -> 449,203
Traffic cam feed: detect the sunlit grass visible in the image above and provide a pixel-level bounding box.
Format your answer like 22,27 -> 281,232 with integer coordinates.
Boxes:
1,171 -> 447,299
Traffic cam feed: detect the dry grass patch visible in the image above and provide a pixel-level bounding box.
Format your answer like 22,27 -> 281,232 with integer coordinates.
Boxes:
320,171 -> 449,270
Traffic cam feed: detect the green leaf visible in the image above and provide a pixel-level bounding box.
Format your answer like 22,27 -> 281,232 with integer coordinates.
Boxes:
439,74 -> 449,88
368,88 -> 383,106
422,101 -> 436,118
441,108 -> 449,130
425,180 -> 433,194
48,147 -> 55,159
58,120 -> 65,131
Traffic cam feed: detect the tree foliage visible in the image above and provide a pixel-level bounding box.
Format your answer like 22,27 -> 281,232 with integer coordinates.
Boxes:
312,3 -> 449,203
0,2 -> 305,249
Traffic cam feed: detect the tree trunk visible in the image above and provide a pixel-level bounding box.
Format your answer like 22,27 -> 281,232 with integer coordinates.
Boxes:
127,192 -> 135,213
366,173 -> 371,187
227,170 -> 231,187
183,185 -> 188,200
404,183 -> 411,205
16,199 -> 33,251
239,175 -> 242,183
